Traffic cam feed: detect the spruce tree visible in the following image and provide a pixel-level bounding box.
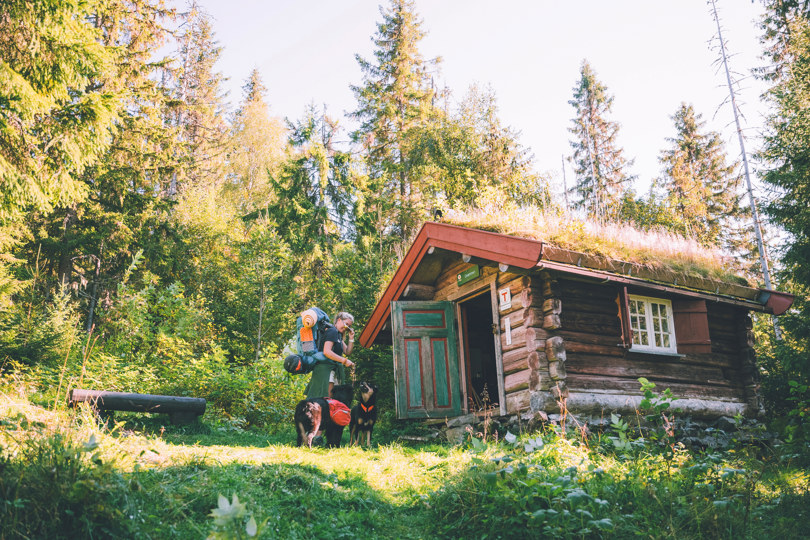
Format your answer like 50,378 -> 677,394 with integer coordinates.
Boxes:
350,0 -> 438,238
266,105 -> 355,253
760,6 -> 810,333
756,0 -> 810,408
411,84 -> 549,211
759,0 -> 810,84
170,2 -> 229,197
568,60 -> 634,223
5,0 -> 175,331
657,103 -> 744,248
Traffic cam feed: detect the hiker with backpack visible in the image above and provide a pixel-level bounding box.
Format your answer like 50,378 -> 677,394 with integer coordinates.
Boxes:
305,311 -> 355,399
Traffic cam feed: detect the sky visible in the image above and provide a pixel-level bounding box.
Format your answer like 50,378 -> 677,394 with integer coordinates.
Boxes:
188,0 -> 770,196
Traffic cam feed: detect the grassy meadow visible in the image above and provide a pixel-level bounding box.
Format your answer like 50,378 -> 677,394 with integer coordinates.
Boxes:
1,381 -> 809,539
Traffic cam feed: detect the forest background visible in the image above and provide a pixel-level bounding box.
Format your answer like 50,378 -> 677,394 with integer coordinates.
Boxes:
4,0 -> 810,537
1,0 -> 809,437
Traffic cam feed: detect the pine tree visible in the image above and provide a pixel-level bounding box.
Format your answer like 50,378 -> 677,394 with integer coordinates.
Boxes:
223,69 -> 286,215
5,0 -> 178,332
0,0 -> 120,221
350,0 -> 438,238
568,60 -> 634,223
657,103 -> 744,248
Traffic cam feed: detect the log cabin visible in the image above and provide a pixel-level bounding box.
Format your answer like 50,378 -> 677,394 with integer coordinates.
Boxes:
358,222 -> 794,421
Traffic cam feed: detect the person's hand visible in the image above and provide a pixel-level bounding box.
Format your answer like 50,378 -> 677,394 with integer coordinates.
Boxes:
344,359 -> 355,369
347,327 -> 355,341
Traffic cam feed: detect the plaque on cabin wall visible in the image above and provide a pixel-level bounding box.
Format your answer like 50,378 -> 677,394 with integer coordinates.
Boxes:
457,265 -> 480,286
505,316 -> 512,345
499,287 -> 512,310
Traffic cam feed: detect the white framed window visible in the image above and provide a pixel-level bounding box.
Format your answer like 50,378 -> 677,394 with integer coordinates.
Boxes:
628,295 -> 677,354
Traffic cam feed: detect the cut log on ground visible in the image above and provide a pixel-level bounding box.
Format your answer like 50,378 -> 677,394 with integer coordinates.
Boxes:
69,389 -> 206,425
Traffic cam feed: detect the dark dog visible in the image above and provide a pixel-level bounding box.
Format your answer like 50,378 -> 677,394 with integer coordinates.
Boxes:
349,381 -> 379,446
294,384 -> 353,448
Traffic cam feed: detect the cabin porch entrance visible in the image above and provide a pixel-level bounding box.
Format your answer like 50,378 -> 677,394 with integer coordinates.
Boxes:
458,289 -> 506,415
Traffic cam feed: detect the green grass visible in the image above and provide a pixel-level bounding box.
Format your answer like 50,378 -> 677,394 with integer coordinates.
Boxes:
2,392 -> 809,539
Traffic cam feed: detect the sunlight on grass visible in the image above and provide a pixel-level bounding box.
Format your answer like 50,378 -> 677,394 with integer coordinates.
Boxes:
3,391 -> 809,538
0,391 -> 464,505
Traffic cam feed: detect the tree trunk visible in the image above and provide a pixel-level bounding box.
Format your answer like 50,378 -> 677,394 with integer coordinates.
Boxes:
58,206 -> 78,287
255,260 -> 266,363
86,254 -> 101,332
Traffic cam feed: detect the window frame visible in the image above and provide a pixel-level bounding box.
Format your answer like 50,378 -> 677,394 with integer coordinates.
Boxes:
627,294 -> 678,354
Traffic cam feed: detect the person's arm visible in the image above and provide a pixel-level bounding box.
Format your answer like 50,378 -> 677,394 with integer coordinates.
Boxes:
344,327 -> 355,355
323,340 -> 354,368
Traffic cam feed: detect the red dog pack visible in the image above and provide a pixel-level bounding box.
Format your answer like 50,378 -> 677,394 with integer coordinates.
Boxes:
326,398 -> 351,426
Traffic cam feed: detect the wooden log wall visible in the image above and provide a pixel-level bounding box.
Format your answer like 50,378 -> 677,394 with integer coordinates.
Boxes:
498,274 -> 547,413
713,304 -> 760,412
426,261 -> 756,417
557,277 -> 749,403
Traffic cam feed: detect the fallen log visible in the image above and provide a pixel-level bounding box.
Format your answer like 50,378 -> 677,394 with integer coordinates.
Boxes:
69,389 -> 206,425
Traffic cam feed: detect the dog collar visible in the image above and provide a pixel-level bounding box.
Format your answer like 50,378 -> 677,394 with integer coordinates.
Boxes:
361,403 -> 374,412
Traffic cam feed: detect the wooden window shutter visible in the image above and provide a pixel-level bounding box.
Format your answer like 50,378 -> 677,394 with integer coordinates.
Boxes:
671,298 -> 711,354
616,286 -> 633,348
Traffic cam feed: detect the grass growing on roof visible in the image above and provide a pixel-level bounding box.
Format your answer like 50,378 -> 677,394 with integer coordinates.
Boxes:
445,207 -> 750,285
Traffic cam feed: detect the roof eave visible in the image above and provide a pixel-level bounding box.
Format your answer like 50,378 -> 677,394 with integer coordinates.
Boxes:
358,223 -> 795,347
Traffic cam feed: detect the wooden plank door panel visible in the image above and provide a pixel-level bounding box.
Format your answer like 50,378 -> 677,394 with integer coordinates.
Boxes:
392,301 -> 461,419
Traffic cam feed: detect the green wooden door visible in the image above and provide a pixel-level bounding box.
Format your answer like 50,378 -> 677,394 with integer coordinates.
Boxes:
391,301 -> 461,419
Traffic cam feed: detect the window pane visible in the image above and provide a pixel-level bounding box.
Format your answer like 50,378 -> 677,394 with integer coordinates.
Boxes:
650,301 -> 670,349
629,299 -> 648,346
629,297 -> 675,352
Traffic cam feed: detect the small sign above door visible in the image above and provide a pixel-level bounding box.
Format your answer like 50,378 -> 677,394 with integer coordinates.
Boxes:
457,265 -> 480,286
499,287 -> 512,310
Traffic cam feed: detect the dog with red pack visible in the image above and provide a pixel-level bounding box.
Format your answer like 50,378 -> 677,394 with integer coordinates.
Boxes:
349,381 -> 379,447
294,384 -> 353,448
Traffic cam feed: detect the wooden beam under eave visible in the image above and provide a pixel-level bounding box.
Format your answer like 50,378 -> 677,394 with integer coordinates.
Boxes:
403,284 -> 436,300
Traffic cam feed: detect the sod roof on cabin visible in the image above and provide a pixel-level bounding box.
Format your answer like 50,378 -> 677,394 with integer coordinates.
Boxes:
443,210 -> 751,289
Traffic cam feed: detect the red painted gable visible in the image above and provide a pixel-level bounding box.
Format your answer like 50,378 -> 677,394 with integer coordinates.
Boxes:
358,222 -> 544,348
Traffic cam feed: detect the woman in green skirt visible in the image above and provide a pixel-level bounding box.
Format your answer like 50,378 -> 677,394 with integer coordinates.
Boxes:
305,312 -> 355,398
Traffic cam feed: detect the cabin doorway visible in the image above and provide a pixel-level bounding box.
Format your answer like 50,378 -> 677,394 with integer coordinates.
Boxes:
460,291 -> 500,412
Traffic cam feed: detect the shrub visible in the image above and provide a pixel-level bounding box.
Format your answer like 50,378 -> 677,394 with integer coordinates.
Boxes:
0,285 -> 81,369
154,348 -> 307,430
0,428 -> 130,539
